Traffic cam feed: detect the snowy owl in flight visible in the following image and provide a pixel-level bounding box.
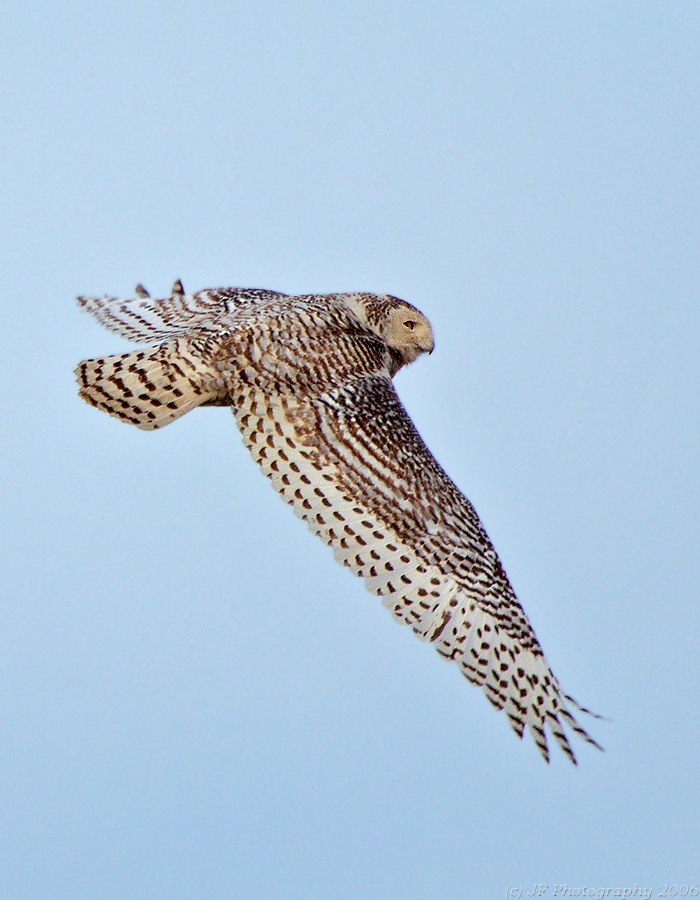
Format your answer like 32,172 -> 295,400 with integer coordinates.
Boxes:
76,280 -> 602,764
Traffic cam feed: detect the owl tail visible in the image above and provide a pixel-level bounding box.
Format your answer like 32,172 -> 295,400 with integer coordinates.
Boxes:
75,339 -> 227,430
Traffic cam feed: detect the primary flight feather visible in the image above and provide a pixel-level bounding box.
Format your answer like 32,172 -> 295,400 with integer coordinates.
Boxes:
76,281 -> 602,764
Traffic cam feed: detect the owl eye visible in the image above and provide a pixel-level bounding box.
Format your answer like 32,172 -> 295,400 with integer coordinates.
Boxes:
404,320 -> 416,330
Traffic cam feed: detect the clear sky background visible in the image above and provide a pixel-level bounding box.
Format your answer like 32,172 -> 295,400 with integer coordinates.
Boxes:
1,2 -> 698,898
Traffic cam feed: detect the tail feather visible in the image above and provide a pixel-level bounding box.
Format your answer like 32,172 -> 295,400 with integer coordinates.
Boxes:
75,338 -> 227,430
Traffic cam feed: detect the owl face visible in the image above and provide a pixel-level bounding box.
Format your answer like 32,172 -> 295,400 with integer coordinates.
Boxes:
341,293 -> 435,366
381,304 -> 434,363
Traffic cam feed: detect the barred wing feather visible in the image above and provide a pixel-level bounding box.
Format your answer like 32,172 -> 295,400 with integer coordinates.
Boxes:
77,287 -> 290,343
234,374 -> 602,764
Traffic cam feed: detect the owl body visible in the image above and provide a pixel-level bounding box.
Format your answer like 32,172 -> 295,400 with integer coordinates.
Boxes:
76,282 -> 601,764
215,299 -> 394,398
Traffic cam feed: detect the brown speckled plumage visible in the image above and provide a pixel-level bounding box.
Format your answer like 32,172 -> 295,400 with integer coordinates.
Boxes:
76,281 -> 602,764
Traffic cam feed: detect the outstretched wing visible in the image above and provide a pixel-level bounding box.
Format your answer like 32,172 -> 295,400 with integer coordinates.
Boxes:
77,285 -> 290,343
233,374 -> 601,764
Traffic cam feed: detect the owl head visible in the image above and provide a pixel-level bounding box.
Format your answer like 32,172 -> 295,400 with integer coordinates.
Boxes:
342,292 -> 434,369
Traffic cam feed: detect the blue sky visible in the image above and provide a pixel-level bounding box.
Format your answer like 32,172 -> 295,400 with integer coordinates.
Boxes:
1,2 -> 698,898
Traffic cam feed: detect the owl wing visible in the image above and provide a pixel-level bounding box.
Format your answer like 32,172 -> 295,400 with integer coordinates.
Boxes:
77,286 -> 290,343
234,373 -> 601,764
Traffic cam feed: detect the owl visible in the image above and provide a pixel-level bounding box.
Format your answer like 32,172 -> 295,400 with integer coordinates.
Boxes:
76,280 -> 602,764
